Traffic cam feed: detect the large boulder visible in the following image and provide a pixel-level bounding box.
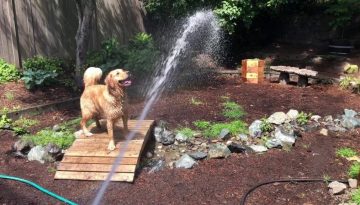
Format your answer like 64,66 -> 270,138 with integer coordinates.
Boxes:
27,146 -> 53,163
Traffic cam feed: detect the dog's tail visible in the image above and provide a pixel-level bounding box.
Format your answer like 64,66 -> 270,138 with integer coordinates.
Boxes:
83,67 -> 103,87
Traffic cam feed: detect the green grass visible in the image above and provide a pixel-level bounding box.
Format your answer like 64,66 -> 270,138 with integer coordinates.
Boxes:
349,162 -> 360,178
222,101 -> 246,119
190,97 -> 203,106
13,117 -> 39,128
203,120 -> 247,138
351,189 -> 360,204
22,129 -> 75,149
176,127 -> 195,137
336,147 -> 358,158
193,120 -> 211,130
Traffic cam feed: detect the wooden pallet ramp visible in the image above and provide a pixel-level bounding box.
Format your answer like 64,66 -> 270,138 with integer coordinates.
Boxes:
55,120 -> 154,182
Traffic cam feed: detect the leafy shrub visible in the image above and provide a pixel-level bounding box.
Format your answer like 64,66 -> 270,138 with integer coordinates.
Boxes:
222,101 -> 246,119
0,59 -> 20,83
11,117 -> 39,135
296,112 -> 312,125
340,76 -> 360,93
336,147 -> 358,158
260,117 -> 273,132
193,120 -> 211,130
23,56 -> 63,73
349,162 -> 360,178
21,69 -> 58,89
351,189 -> 360,204
190,97 -> 203,105
0,114 -> 12,128
23,129 -> 75,149
203,120 -> 247,138
176,127 -> 195,137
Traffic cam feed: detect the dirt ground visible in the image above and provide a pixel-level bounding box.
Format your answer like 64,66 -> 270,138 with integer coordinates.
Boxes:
1,78 -> 360,205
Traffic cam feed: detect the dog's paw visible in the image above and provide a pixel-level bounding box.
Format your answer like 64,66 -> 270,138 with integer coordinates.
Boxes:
84,132 -> 93,137
107,141 -> 116,151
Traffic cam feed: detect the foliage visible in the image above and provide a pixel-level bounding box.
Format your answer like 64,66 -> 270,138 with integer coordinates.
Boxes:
222,101 -> 246,119
336,147 -> 358,158
190,97 -> 204,106
21,69 -> 58,89
193,120 -> 211,130
22,129 -> 75,149
351,189 -> 360,204
23,56 -> 63,73
12,117 -> 39,135
296,111 -> 312,125
176,127 -> 196,138
0,59 -> 20,83
5,92 -> 14,101
260,117 -> 273,132
339,76 -> 360,93
0,114 -> 12,128
203,120 -> 247,138
348,162 -> 360,178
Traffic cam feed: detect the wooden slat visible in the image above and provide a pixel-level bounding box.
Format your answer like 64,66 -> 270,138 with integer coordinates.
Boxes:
68,143 -> 142,152
57,163 -> 136,172
54,171 -> 134,182
61,156 -> 138,165
65,148 -> 141,157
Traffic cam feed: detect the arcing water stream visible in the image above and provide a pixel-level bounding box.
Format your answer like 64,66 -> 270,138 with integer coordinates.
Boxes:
92,10 -> 221,205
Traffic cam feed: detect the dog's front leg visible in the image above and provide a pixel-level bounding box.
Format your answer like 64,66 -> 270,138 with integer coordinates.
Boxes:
122,111 -> 128,133
107,120 -> 116,151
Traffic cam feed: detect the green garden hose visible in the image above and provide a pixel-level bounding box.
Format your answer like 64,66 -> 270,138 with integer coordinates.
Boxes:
0,174 -> 78,205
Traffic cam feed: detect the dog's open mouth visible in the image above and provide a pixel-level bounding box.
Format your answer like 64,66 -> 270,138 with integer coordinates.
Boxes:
119,79 -> 132,87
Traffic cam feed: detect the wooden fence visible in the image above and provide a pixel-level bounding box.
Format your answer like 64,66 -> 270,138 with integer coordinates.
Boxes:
0,0 -> 145,67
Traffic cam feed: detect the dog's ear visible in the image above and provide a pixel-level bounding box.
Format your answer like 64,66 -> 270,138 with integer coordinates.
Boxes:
105,73 -> 116,89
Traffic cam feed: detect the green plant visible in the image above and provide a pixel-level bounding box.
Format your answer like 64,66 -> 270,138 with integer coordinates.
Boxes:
0,114 -> 12,128
190,97 -> 203,106
22,129 -> 75,149
0,58 -> 20,83
23,56 -> 63,73
222,101 -> 246,119
323,174 -> 331,184
21,69 -> 58,89
193,120 -> 211,130
348,162 -> 360,178
203,120 -> 247,138
13,117 -> 39,129
260,117 -> 273,132
336,147 -> 358,158
176,127 -> 195,138
351,189 -> 360,204
340,76 -> 360,93
5,92 -> 14,101
296,111 -> 312,125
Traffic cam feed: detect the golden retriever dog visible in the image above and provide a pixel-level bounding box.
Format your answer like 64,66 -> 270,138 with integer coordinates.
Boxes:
80,67 -> 131,150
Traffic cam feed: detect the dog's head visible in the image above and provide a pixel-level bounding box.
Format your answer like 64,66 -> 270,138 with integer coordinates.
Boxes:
105,69 -> 132,89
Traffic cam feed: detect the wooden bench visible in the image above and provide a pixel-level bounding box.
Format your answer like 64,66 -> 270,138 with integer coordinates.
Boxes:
270,66 -> 332,87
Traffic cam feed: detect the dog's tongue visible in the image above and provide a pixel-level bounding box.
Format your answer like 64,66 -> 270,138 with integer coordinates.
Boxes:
123,80 -> 132,86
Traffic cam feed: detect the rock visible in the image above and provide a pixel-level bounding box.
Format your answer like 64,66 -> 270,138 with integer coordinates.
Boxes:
208,144 -> 231,158
52,124 -> 61,132
74,130 -> 83,138
175,154 -> 196,169
303,123 -> 320,132
268,112 -> 288,125
200,142 -> 207,148
344,109 -> 357,118
311,115 -> 321,122
188,151 -> 207,160
341,116 -> 360,129
265,138 -> 282,149
175,133 -> 188,143
219,129 -> 231,140
249,120 -> 262,138
146,152 -> 153,158
348,178 -> 358,189
226,140 -> 233,146
286,109 -> 299,120
328,181 -> 347,195
148,160 -> 165,173
44,143 -> 61,161
238,134 -> 248,141
249,145 -> 268,153
323,115 -> 333,123
319,128 -> 328,136
27,146 -> 53,163
274,128 -> 296,146
327,125 -> 347,132
12,139 -> 31,153
227,142 -> 248,153
160,130 -> 175,145
154,126 -> 164,142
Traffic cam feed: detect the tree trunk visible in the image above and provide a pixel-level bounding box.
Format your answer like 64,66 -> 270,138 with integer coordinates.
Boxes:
74,0 -> 96,87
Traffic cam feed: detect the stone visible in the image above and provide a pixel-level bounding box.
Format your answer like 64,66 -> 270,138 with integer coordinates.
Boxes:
274,128 -> 296,146
188,151 -> 207,160
175,133 -> 188,143
226,140 -> 233,146
27,146 -> 53,164
208,144 -> 231,158
12,139 -> 31,153
287,109 -> 299,120
327,125 -> 347,133
303,123 -> 320,132
52,124 -> 61,132
74,130 -> 83,138
311,115 -> 321,122
348,179 -> 358,189
265,138 -> 282,149
323,115 -> 333,122
44,143 -> 61,161
344,109 -> 357,118
146,152 -> 153,158
219,129 -> 231,140
238,134 -> 248,141
268,112 -> 288,125
227,142 -> 248,153
341,116 -> 360,129
148,160 -> 165,173
200,142 -> 207,148
249,120 -> 262,138
249,145 -> 268,153
154,126 -> 164,143
161,130 -> 175,145
328,181 -> 347,195
175,154 -> 196,169
319,128 -> 328,136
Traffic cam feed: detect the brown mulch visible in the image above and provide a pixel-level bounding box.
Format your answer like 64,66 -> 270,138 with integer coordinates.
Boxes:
1,79 -> 360,205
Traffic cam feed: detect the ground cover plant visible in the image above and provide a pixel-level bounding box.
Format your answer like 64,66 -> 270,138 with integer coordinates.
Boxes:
351,189 -> 360,204
176,127 -> 196,138
296,111 -> 312,125
22,129 -> 75,149
336,147 -> 358,158
348,162 -> 360,178
260,117 -> 273,132
0,58 -> 20,83
222,101 -> 246,119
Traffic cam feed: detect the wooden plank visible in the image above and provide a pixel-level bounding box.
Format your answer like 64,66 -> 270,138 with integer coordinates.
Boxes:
71,139 -> 143,146
54,171 -> 134,182
61,156 -> 138,165
68,143 -> 142,152
57,163 -> 136,173
65,149 -> 140,158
